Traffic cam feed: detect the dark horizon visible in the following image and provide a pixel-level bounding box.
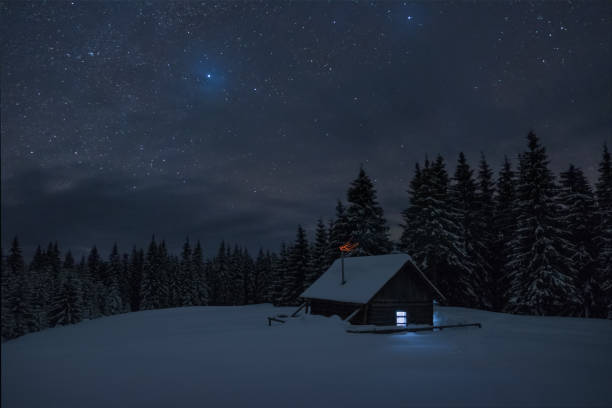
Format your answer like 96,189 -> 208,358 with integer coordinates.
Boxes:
2,1 -> 610,259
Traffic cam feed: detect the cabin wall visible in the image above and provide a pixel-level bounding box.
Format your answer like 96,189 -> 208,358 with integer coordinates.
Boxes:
366,301 -> 432,325
308,299 -> 362,320
365,264 -> 434,325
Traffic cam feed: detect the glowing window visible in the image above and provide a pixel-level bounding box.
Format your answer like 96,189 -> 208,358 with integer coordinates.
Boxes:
396,311 -> 407,327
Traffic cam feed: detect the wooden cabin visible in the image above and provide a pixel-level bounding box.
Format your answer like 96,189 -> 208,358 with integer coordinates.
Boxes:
300,254 -> 445,326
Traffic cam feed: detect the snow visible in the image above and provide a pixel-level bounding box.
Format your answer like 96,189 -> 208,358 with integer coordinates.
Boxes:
3,304 -> 612,407
300,253 -> 417,303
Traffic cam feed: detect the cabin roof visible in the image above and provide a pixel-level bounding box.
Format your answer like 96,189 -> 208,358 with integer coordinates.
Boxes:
300,253 -> 445,304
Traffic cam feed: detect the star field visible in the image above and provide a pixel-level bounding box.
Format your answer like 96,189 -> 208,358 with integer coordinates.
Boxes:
1,1 -> 610,256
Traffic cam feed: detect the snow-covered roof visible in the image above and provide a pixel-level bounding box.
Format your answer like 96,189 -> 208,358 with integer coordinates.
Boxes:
300,253 -> 444,304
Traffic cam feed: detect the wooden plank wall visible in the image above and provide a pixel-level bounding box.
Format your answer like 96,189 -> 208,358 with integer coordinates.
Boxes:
309,299 -> 363,320
367,300 -> 433,325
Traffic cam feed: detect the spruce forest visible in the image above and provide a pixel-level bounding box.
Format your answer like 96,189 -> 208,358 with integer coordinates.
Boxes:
3,132 -> 612,341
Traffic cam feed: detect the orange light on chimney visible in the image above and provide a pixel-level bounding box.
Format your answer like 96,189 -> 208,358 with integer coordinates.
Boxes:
339,241 -> 359,252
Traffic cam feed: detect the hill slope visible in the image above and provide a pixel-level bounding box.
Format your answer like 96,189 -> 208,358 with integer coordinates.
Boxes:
2,305 -> 612,407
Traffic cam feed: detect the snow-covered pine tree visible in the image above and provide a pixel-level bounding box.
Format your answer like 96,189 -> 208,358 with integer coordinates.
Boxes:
346,167 -> 392,256
505,131 -> 576,315
450,152 -> 482,307
595,144 -> 612,318
238,248 -> 254,305
179,238 -> 194,306
280,226 -> 309,305
105,244 -> 124,315
402,156 -> 472,304
326,201 -> 350,266
157,241 -> 172,308
128,247 -> 144,311
76,255 -> 97,319
46,242 -> 62,281
559,165 -> 599,317
261,251 -> 275,303
94,262 -> 110,315
208,241 -> 228,305
120,253 -> 131,311
493,157 -> 517,311
227,245 -> 244,305
6,237 -> 34,337
63,251 -> 75,270
86,246 -> 104,318
48,269 -> 83,327
166,255 -> 181,307
399,163 -> 424,255
192,241 -> 209,306
1,246 -> 16,340
28,246 -> 52,331
473,154 -> 496,309
269,243 -> 288,305
306,219 -> 329,288
140,238 -> 160,310
46,251 -> 76,328
250,249 -> 270,304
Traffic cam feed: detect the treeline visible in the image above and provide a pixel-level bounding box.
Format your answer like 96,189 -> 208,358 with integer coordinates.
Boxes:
2,131 -> 611,341
399,132 -> 612,318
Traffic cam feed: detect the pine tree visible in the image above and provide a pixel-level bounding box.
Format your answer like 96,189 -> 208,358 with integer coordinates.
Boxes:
450,152 -> 481,307
251,249 -> 271,304
269,244 -> 288,305
474,154 -> 496,309
120,253 -> 131,311
85,246 -> 104,318
87,246 -> 101,282
280,225 -> 309,305
505,131 -> 576,315
399,163 -> 424,255
157,241 -> 171,308
1,246 -> 16,340
327,201 -> 350,266
400,157 -> 471,304
77,256 -> 97,319
140,237 -> 160,310
493,157 -> 517,311
48,271 -> 83,326
595,144 -> 612,318
105,243 -> 123,315
559,165 -> 599,317
166,255 -> 181,308
227,245 -> 244,305
306,219 -> 329,287
179,238 -> 194,306
6,237 -> 34,337
192,241 -> 209,306
46,242 -> 62,281
208,241 -> 228,305
241,249 -> 254,304
29,246 -> 53,331
128,247 -> 144,311
345,167 -> 392,256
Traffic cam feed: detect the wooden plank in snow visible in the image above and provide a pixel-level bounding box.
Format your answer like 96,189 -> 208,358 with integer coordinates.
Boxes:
346,322 -> 482,334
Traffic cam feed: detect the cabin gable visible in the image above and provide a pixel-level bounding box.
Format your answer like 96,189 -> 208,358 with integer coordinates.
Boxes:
352,264 -> 434,326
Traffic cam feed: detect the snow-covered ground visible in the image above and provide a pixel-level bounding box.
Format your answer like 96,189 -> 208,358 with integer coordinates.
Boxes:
2,305 -> 611,407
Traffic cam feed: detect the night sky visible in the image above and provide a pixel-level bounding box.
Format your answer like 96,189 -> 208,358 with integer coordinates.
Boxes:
1,1 -> 610,258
